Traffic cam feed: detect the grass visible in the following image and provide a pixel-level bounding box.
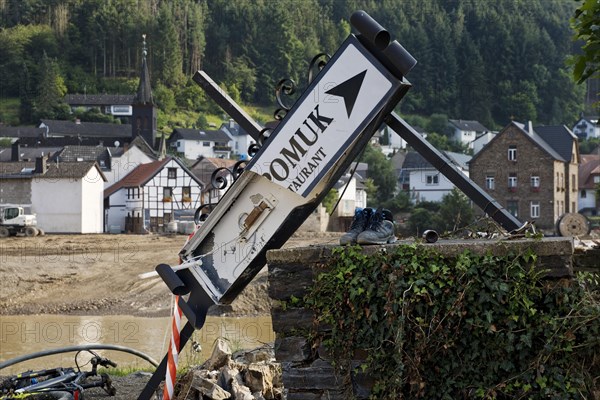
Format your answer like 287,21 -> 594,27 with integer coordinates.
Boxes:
98,366 -> 155,377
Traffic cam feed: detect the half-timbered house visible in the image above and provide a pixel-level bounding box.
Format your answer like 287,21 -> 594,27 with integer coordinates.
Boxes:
104,157 -> 204,233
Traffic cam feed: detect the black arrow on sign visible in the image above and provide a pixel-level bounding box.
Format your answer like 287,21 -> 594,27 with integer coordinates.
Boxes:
325,70 -> 367,118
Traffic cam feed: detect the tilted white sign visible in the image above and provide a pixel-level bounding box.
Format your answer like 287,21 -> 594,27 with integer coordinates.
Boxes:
247,37 -> 398,197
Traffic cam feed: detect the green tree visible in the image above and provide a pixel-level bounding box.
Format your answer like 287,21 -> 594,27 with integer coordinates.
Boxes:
381,191 -> 411,215
407,207 -> 435,236
571,0 -> 600,83
362,144 -> 397,205
155,3 -> 184,87
432,188 -> 475,233
33,51 -> 68,120
321,188 -> 339,214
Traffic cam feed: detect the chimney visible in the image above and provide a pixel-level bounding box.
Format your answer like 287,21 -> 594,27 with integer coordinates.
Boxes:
35,155 -> 48,174
11,142 -> 20,161
528,121 -> 534,136
229,119 -> 235,129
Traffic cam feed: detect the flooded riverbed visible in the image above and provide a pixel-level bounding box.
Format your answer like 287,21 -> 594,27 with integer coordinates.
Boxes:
0,314 -> 274,375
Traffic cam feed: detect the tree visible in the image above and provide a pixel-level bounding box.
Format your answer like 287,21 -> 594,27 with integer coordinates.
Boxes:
432,188 -> 475,233
407,208 -> 435,236
571,0 -> 600,84
321,188 -> 339,214
362,145 -> 397,205
33,51 -> 68,121
155,3 -> 184,87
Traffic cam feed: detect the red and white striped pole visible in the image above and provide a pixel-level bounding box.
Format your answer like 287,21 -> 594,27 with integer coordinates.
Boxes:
163,227 -> 198,399
163,294 -> 182,400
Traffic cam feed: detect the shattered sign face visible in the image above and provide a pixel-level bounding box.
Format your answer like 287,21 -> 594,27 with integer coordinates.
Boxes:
247,36 -> 398,198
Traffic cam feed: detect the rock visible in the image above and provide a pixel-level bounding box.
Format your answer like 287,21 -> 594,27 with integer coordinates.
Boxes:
218,365 -> 242,392
206,337 -> 232,370
191,371 -> 231,400
245,364 -> 274,399
231,379 -> 255,400
242,345 -> 275,364
252,392 -> 267,400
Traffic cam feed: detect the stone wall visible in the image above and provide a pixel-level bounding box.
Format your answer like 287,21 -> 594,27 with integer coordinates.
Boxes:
267,238 -> 575,399
0,178 -> 32,207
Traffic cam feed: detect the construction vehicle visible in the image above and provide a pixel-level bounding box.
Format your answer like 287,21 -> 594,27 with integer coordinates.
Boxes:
0,206 -> 44,237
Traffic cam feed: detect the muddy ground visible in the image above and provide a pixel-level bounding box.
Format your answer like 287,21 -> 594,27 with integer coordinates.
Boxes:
0,232 -> 338,317
0,233 -> 338,399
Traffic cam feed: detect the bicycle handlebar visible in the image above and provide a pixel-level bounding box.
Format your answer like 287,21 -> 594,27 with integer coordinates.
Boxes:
91,356 -> 117,369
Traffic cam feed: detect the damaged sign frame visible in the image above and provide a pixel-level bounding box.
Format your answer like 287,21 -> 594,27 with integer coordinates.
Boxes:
139,10 -> 418,399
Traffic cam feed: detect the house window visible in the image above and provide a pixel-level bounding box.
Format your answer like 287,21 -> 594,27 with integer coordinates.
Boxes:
581,190 -> 587,198
530,176 -> 540,190
530,201 -> 540,218
508,173 -> 517,189
485,176 -> 495,190
594,176 -> 600,184
426,174 -> 439,185
507,200 -> 518,217
168,168 -> 177,179
571,202 -> 575,213
203,141 -> 210,147
571,174 -> 576,192
127,187 -> 140,199
163,187 -> 172,201
508,146 -> 517,161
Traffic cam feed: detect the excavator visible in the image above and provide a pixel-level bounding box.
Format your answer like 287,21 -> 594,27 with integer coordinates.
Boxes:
0,206 -> 44,237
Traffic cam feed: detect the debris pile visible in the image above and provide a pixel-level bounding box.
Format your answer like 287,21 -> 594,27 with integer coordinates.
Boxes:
174,338 -> 283,400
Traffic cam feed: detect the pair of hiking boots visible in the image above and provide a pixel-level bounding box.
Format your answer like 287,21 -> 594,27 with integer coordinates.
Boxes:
340,207 -> 397,245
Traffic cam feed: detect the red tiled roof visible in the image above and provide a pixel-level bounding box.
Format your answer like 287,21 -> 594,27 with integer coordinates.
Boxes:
579,154 -> 600,189
104,157 -> 170,198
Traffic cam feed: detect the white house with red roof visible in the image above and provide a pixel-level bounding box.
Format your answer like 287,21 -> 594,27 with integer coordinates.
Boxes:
104,157 -> 204,233
578,154 -> 600,216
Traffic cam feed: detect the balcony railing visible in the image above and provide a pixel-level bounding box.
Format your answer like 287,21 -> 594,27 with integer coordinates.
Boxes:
213,145 -> 232,152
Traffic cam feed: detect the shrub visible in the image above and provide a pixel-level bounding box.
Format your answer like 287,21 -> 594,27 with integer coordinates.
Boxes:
307,245 -> 600,399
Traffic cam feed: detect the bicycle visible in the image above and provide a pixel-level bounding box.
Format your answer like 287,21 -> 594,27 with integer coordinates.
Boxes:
0,350 -> 117,400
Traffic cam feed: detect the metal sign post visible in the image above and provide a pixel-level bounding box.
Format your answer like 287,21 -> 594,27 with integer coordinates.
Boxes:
138,10 -> 417,399
385,113 -> 522,232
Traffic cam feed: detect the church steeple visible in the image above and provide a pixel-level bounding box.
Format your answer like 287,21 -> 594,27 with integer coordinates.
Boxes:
134,34 -> 153,105
132,34 -> 157,149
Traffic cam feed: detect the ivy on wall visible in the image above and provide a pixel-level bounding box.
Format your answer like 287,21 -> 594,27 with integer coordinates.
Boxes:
307,245 -> 600,399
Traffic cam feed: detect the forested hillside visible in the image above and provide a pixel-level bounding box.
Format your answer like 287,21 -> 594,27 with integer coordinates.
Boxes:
0,0 -> 588,129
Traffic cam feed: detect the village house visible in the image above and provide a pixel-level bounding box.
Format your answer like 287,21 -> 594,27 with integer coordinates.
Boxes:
328,169 -> 368,232
168,128 -> 233,160
0,157 -> 106,233
0,126 -> 45,143
572,115 -> 599,139
399,151 -> 471,203
189,157 -> 239,205
448,119 -> 490,146
578,154 -> 599,216
471,131 -> 497,155
219,119 -> 256,159
104,156 -> 204,233
0,141 -> 62,162
469,122 -> 579,231
64,94 -> 136,121
48,136 -> 157,187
